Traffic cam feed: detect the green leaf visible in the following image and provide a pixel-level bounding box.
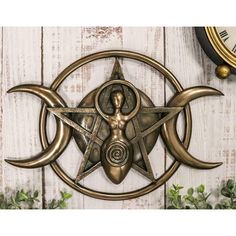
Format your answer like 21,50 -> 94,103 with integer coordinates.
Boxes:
205,193 -> 211,200
197,184 -> 205,193
48,199 -> 57,209
62,192 -> 72,200
187,188 -> 194,196
172,184 -> 177,189
184,196 -> 194,206
33,190 -> 39,198
221,187 -> 231,198
173,184 -> 183,191
59,201 -> 67,209
226,179 -> 235,189
169,189 -> 176,196
18,192 -> 28,201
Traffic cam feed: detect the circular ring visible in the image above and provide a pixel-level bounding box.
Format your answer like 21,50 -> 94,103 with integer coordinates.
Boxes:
39,50 -> 192,201
95,79 -> 141,121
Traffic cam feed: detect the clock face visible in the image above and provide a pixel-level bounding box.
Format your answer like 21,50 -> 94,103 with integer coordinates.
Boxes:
215,27 -> 236,55
196,27 -> 236,78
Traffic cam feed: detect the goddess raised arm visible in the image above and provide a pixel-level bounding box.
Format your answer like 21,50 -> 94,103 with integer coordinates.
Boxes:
94,80 -> 141,184
95,79 -> 141,122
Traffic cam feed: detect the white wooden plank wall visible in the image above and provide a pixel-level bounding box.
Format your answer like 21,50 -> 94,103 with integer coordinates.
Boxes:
165,28 -> 236,205
1,28 -> 42,208
0,27 -> 235,208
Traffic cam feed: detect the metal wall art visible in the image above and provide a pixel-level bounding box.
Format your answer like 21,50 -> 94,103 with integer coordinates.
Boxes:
6,50 -> 223,200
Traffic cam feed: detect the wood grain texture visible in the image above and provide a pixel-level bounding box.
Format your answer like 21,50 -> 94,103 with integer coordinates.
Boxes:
42,27 -> 165,209
165,27 -> 236,204
42,27 -> 84,209
79,27 -> 124,209
121,27 -> 165,209
1,27 -> 235,208
1,28 -> 42,207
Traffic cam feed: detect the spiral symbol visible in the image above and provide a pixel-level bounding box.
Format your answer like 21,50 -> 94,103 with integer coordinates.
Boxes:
105,141 -> 129,166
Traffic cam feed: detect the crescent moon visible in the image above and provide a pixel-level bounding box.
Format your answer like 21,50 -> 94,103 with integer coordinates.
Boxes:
5,85 -> 72,168
161,86 -> 223,169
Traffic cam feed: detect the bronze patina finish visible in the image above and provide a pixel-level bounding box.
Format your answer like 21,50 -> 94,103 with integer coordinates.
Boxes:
72,60 -> 160,182
95,79 -> 141,184
6,50 -> 223,200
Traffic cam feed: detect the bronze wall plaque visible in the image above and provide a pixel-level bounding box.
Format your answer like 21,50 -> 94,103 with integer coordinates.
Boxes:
6,50 -> 223,200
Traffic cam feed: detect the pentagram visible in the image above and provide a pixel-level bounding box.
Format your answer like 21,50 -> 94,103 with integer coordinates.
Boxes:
6,50 -> 223,200
48,59 -> 183,184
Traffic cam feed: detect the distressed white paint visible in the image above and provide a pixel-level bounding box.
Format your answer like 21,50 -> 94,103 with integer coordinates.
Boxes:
1,27 -> 42,207
121,27 -> 165,209
42,27 -> 84,209
165,27 -> 236,205
1,27 -> 235,208
42,27 -> 165,209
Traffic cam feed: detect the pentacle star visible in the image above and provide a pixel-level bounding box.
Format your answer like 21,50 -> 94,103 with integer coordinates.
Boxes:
6,50 -> 223,199
48,59 -> 183,184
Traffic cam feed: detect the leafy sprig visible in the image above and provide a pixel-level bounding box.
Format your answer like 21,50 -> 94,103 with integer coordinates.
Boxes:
0,190 -> 40,209
167,184 -> 212,209
46,191 -> 72,209
183,185 -> 212,209
167,179 -> 236,209
167,184 -> 185,209
215,179 -> 236,209
0,190 -> 72,209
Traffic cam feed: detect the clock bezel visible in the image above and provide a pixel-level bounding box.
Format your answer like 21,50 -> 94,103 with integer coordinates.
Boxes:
205,27 -> 236,68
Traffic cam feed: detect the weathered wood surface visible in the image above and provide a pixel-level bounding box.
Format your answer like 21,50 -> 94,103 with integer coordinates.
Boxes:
1,28 -> 42,208
165,27 -> 236,204
0,27 -> 235,208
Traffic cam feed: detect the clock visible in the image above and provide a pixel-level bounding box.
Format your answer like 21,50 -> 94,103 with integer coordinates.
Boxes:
196,27 -> 236,79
